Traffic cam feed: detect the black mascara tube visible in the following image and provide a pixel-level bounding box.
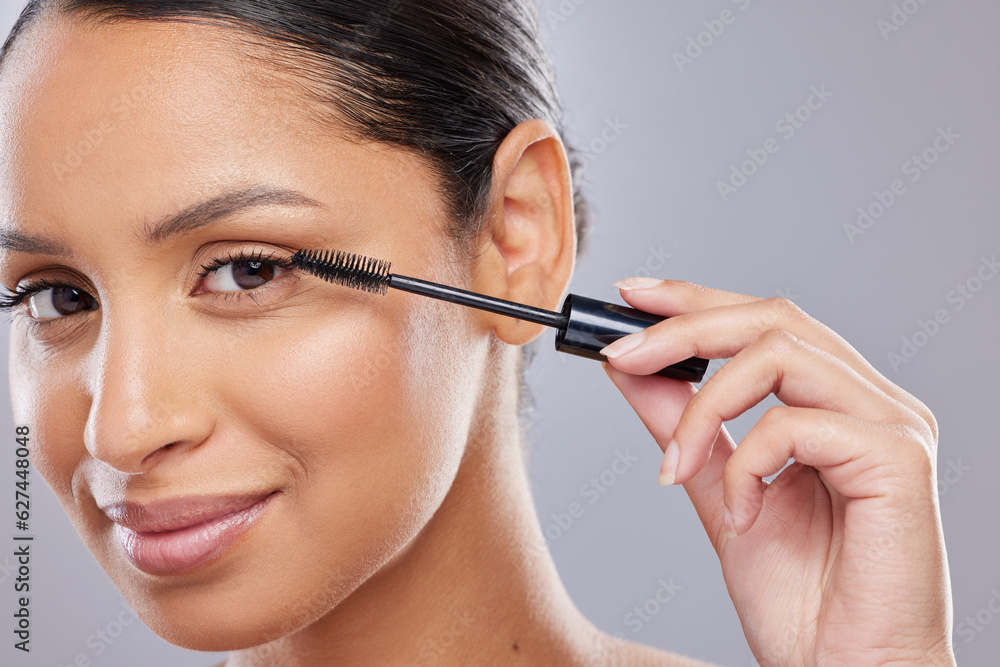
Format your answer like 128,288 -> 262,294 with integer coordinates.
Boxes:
555,294 -> 708,383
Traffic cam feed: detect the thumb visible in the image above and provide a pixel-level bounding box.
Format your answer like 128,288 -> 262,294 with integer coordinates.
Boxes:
602,363 -> 735,551
601,362 -> 694,449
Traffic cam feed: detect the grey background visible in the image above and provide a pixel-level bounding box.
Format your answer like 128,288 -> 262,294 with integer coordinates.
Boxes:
2,1 -> 998,665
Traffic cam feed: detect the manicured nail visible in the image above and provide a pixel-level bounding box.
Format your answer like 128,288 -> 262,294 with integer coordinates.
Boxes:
657,439 -> 679,485
600,331 -> 645,359
614,276 -> 663,291
723,505 -> 736,536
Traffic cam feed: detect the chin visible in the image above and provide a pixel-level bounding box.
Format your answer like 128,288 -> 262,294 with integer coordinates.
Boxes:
85,499 -> 414,652
112,544 -> 358,652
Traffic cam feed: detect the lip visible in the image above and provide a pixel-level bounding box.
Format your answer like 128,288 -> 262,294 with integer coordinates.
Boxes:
103,492 -> 278,576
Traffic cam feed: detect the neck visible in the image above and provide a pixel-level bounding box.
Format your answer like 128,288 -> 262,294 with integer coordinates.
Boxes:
228,350 -> 602,666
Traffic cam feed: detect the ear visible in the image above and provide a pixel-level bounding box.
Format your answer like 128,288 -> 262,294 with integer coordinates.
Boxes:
470,118 -> 577,346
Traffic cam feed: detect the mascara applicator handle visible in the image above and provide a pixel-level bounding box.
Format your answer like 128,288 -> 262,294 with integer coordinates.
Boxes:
554,293 -> 709,383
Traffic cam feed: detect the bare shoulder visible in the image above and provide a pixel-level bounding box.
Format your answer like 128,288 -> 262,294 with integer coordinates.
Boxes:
593,633 -> 719,667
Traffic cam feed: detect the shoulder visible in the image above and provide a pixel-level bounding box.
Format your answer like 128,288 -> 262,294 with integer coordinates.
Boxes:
590,633 -> 719,667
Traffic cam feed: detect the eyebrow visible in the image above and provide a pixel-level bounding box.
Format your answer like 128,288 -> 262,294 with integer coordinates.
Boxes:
0,185 -> 326,256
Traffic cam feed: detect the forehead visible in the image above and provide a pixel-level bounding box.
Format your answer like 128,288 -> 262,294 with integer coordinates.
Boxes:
0,13 -> 424,261
0,12 -> 316,154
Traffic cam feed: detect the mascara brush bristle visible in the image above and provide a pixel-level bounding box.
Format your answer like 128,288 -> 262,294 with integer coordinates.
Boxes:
290,248 -> 392,295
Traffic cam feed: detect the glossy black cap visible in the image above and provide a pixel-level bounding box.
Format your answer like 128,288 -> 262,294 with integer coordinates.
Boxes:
554,293 -> 709,383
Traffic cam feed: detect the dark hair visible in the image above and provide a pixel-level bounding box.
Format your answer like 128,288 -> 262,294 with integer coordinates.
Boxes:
1,0 -> 591,428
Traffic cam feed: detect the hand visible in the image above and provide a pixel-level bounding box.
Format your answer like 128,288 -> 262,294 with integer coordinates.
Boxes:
598,277 -> 956,666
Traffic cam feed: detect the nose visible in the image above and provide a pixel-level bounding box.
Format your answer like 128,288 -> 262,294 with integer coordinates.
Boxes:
83,314 -> 213,474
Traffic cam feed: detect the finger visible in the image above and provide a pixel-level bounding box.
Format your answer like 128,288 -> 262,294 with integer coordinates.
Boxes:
666,329 -> 915,486
601,362 -> 697,458
613,278 -> 761,317
722,406 -> 933,536
608,281 -> 938,443
603,297 -> 823,375
684,424 -> 739,552
603,363 -> 737,549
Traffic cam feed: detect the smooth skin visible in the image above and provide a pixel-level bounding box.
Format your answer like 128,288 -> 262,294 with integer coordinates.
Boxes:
0,14 -> 707,667
0,12 -> 954,667
600,285 -> 956,664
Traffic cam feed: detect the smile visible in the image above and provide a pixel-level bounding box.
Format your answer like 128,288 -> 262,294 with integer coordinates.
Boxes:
104,492 -> 278,576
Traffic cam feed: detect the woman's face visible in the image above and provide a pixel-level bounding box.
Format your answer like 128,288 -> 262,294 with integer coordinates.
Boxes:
0,16 -> 485,649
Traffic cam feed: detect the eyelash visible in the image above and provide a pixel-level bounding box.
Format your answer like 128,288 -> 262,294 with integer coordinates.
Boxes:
0,277 -> 68,313
0,248 -> 297,322
194,248 -> 295,283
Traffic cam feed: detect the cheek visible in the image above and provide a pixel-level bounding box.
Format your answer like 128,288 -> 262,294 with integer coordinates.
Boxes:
149,290 -> 479,648
8,331 -> 88,504
224,290 -> 474,493
249,289 -> 474,536
7,329 -> 130,597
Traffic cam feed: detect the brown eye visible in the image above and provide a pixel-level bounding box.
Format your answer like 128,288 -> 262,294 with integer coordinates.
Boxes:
202,259 -> 288,293
236,260 -> 276,289
28,286 -> 99,320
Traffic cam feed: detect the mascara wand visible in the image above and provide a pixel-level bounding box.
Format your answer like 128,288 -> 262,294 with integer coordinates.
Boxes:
290,248 -> 709,383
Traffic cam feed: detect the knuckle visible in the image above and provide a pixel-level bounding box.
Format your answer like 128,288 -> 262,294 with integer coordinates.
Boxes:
911,400 -> 940,444
905,440 -> 935,480
759,404 -> 795,429
683,385 -> 707,415
881,385 -> 939,447
889,400 -> 939,452
654,310 -> 690,335
681,393 -> 720,434
757,327 -> 799,353
885,423 -> 936,473
765,296 -> 806,320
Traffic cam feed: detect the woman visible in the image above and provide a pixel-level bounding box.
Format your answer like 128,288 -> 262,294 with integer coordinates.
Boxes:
0,1 -> 956,665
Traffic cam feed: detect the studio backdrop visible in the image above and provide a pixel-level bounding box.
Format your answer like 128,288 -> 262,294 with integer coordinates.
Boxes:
0,1 -> 996,666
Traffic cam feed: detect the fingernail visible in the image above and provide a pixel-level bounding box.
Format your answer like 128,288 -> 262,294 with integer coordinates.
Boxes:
600,331 -> 645,359
657,439 -> 679,485
723,505 -> 736,536
614,276 -> 663,291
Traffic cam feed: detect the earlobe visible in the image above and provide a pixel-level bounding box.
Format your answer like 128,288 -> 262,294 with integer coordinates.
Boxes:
470,119 -> 577,347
